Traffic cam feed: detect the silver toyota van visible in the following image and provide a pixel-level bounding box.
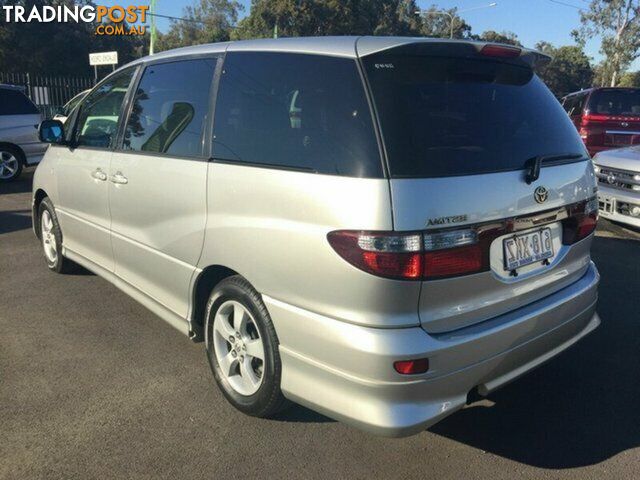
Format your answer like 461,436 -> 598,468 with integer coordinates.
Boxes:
33,37 -> 600,437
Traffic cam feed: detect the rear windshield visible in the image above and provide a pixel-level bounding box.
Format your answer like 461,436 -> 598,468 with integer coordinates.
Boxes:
363,53 -> 587,178
588,89 -> 640,116
0,88 -> 39,115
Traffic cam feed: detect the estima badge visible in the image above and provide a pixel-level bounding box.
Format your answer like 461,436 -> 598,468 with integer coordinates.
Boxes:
426,214 -> 468,227
534,186 -> 549,204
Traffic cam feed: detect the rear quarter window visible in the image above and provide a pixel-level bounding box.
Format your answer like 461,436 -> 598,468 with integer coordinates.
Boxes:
563,93 -> 587,116
212,51 -> 382,177
363,53 -> 587,178
0,88 -> 39,115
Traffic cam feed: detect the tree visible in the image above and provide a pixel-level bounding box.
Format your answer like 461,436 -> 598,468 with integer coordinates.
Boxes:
475,30 -> 522,46
416,5 -> 472,39
618,70 -> 640,87
232,0 -> 424,40
572,0 -> 640,87
374,0 -> 423,36
0,0 -> 146,76
156,0 -> 243,51
535,42 -> 594,97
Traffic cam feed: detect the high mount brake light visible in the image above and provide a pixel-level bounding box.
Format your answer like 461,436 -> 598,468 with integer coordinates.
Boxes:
479,44 -> 522,58
328,199 -> 598,281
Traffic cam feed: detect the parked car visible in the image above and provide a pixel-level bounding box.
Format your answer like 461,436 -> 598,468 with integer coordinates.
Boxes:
32,37 -> 600,437
0,84 -> 47,182
592,145 -> 640,228
53,89 -> 90,124
562,87 -> 640,156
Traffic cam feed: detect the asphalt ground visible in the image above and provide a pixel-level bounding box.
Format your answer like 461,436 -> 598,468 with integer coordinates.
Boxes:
1,168 -> 639,480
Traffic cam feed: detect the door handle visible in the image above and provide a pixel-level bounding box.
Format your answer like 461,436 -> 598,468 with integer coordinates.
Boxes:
110,171 -> 128,185
91,168 -> 107,181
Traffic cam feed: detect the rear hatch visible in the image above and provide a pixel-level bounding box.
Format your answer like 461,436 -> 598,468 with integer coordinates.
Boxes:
359,40 -> 597,333
581,88 -> 640,150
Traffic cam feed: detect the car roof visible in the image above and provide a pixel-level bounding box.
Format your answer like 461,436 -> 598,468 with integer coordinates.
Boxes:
121,36 -> 549,68
563,86 -> 640,99
0,84 -> 26,91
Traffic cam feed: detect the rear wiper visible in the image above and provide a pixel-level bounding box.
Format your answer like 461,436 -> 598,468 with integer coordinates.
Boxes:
524,153 -> 585,184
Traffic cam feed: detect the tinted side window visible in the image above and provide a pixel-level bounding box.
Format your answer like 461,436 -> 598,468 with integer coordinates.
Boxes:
562,96 -> 577,115
75,69 -> 135,149
0,89 -> 39,115
212,52 -> 382,177
575,93 -> 588,114
123,58 -> 216,157
564,93 -> 586,116
63,92 -> 86,116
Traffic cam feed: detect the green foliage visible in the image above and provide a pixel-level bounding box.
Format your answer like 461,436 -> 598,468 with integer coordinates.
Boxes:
617,70 -> 640,87
156,0 -> 243,52
535,42 -> 594,97
0,0 -> 146,76
415,5 -> 472,39
232,0 -> 425,40
474,30 -> 522,46
572,0 -> 640,86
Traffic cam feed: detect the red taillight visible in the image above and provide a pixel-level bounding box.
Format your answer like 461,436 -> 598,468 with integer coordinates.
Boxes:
480,44 -> 521,58
423,244 -> 483,278
328,198 -> 599,280
327,231 -> 423,280
327,228 -> 490,281
562,197 -> 598,244
582,113 -> 640,124
394,358 -> 429,375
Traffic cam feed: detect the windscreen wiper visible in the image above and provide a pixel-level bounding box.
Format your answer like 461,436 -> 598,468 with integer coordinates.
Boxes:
525,153 -> 585,184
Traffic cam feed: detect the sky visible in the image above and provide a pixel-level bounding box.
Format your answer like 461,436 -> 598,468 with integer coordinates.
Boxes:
100,0 -> 637,69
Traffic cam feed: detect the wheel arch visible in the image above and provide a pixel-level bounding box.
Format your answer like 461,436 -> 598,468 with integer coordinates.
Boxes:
32,188 -> 49,239
190,265 -> 240,341
0,142 -> 26,163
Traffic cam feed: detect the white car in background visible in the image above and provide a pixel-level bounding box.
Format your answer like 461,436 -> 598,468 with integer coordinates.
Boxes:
593,146 -> 640,228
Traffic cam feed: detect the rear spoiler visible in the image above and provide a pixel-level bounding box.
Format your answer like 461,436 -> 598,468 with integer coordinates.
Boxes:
356,37 -> 552,70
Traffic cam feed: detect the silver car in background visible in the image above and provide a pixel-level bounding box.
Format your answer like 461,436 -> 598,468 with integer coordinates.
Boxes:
0,84 -> 47,182
32,37 -> 600,437
593,146 -> 640,228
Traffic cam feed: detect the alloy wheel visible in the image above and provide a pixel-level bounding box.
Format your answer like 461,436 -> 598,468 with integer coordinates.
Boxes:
212,300 -> 265,396
41,209 -> 58,264
0,151 -> 19,180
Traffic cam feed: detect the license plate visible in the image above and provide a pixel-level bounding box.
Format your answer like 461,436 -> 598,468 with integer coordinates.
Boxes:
503,228 -> 553,271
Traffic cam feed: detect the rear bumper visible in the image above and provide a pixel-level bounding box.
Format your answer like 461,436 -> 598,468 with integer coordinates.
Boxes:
597,185 -> 640,228
266,262 -> 600,437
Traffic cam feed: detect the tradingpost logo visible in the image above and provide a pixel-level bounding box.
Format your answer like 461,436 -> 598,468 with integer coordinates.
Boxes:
1,4 -> 148,36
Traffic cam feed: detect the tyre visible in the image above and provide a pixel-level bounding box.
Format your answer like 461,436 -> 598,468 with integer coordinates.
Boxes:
0,145 -> 24,182
38,197 -> 76,273
205,275 -> 289,417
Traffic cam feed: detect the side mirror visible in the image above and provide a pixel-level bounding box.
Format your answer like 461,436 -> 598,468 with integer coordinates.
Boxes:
39,119 -> 65,144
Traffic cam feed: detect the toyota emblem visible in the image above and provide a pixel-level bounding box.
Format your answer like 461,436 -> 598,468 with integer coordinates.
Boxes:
621,122 -> 629,127
607,173 -> 616,184
534,186 -> 549,204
